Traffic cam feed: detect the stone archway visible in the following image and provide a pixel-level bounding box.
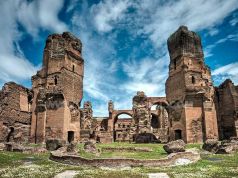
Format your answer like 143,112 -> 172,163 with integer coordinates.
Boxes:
151,113 -> 160,128
150,101 -> 169,129
108,110 -> 133,132
112,112 -> 133,142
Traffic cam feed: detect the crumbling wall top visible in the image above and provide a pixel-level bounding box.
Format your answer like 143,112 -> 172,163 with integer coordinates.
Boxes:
2,82 -> 31,93
0,82 -> 32,125
108,100 -> 114,113
218,79 -> 234,88
46,32 -> 82,53
167,26 -> 203,60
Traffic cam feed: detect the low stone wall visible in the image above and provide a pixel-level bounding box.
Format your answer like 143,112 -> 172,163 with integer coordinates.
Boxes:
50,151 -> 200,167
101,147 -> 152,152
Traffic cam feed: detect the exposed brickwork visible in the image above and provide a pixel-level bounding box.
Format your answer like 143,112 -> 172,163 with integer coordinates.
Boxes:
0,82 -> 32,143
215,79 -> 238,139
166,26 -> 218,143
80,101 -> 93,141
0,26 -> 237,145
30,32 -> 83,143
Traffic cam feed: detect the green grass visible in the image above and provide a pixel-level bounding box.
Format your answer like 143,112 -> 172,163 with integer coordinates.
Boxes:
185,143 -> 202,150
77,142 -> 167,159
0,143 -> 238,178
141,152 -> 238,178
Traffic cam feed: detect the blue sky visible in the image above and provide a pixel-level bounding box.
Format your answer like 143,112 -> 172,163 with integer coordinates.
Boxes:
0,0 -> 238,116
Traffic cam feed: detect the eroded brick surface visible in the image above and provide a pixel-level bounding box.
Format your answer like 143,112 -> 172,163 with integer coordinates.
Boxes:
0,82 -> 32,143
0,27 -> 237,145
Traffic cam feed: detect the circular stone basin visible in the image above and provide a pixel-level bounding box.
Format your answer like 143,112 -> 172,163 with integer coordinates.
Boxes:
50,150 -> 200,168
101,147 -> 153,152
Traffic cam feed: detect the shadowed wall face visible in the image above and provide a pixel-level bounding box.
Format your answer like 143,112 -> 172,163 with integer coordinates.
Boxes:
215,79 -> 238,139
0,82 -> 32,143
166,26 -> 218,143
30,32 -> 84,143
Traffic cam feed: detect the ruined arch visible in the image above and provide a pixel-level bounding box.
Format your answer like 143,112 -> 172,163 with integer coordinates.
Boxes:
151,113 -> 160,128
110,110 -> 133,126
112,111 -> 133,142
113,112 -> 133,124
148,97 -> 169,107
150,99 -> 169,129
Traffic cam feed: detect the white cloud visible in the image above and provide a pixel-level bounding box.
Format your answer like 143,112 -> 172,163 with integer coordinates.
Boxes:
204,32 -> 238,58
230,12 -> 238,26
17,0 -> 68,37
70,0 -> 238,116
0,0 -> 67,87
230,18 -> 238,26
212,62 -> 238,84
131,0 -> 238,47
122,55 -> 168,97
0,54 -> 38,83
207,28 -> 219,36
71,1 -> 121,116
91,0 -> 130,32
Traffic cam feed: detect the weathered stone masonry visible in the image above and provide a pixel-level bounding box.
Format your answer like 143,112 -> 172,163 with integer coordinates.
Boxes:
30,32 -> 84,143
0,82 -> 32,143
0,26 -> 237,145
215,79 -> 238,140
166,26 -> 218,143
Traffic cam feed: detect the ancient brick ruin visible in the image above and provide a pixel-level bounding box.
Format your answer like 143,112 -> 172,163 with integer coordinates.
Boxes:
30,32 -> 84,144
0,82 -> 32,143
166,26 -> 218,143
0,26 -> 237,145
215,79 -> 238,140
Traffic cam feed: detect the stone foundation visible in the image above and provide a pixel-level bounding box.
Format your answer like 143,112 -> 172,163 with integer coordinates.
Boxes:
50,150 -> 200,167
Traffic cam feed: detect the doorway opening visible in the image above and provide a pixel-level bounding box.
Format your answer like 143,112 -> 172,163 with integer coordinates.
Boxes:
175,129 -> 182,140
67,131 -> 74,143
151,114 -> 160,128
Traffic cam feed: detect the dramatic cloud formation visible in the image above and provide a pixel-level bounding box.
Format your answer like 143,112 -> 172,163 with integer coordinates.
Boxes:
92,0 -> 130,32
70,0 -> 238,116
0,0 -> 67,86
17,0 -> 68,37
0,0 -> 237,116
212,62 -> 238,84
137,0 -> 238,47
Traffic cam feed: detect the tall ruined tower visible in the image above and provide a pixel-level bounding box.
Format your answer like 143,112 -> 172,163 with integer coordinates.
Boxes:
30,32 -> 84,143
166,26 -> 218,143
215,79 -> 238,139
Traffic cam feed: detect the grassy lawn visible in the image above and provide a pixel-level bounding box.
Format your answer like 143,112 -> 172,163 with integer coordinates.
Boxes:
0,143 -> 237,178
77,142 -> 168,159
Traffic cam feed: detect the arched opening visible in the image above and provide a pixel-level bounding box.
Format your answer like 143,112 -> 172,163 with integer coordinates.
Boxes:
54,76 -> 58,85
113,113 -> 132,142
151,113 -> 160,128
192,76 -> 195,84
28,95 -> 32,103
72,65 -> 75,72
151,102 -> 169,129
67,131 -> 74,143
174,129 -> 182,140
